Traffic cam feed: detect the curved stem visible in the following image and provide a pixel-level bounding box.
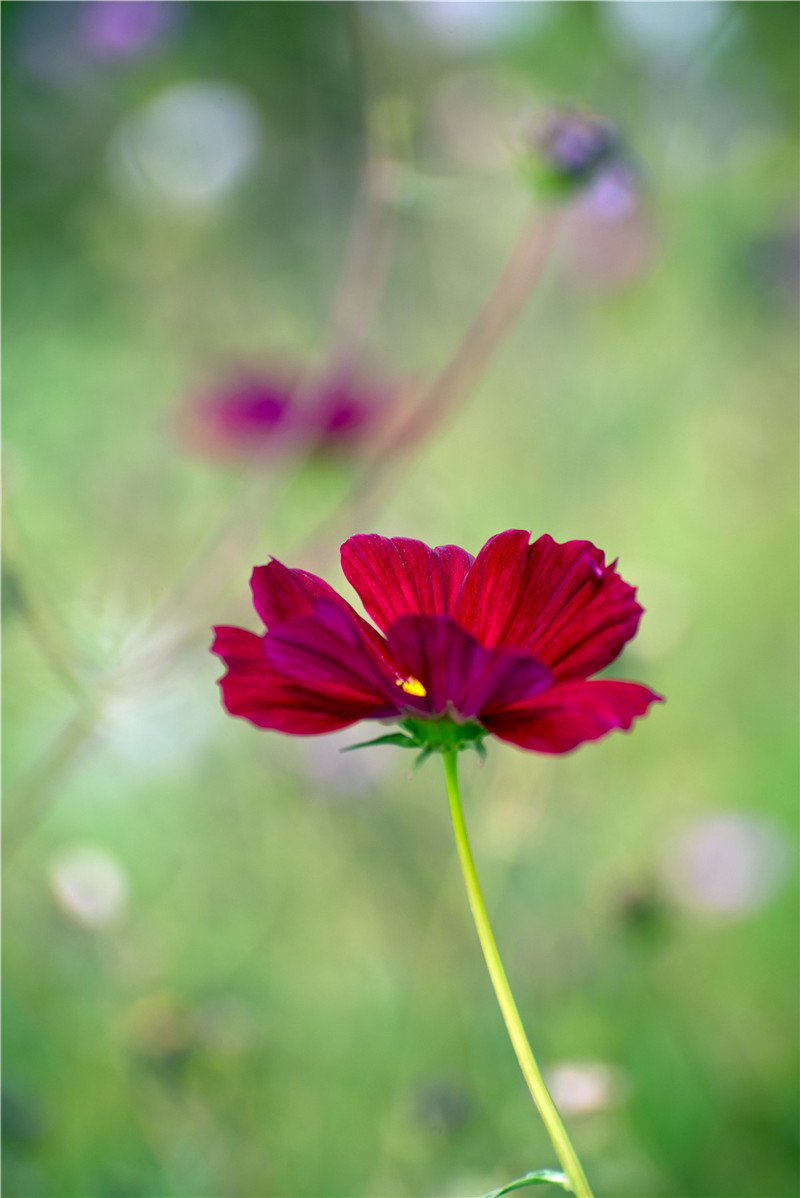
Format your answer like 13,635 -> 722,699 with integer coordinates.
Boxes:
442,750 -> 594,1198
299,204 -> 568,558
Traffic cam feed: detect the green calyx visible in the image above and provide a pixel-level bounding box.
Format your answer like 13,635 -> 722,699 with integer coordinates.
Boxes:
519,156 -> 609,202
342,716 -> 489,768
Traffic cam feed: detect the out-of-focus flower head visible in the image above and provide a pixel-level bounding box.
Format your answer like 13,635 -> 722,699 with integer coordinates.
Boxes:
523,108 -> 659,291
604,0 -> 727,63
407,0 -> 552,52
212,530 -> 662,760
525,107 -> 628,200
544,1061 -> 629,1116
78,1 -> 178,60
18,1 -> 180,86
48,845 -> 129,930
109,81 -> 262,209
179,364 -> 395,462
559,162 -> 659,292
660,812 -> 791,919
583,162 -> 640,222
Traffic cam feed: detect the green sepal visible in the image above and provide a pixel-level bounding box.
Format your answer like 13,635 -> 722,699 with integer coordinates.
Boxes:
341,732 -> 419,753
341,715 -> 490,765
482,1169 -> 571,1198
412,745 -> 437,771
402,716 -> 489,756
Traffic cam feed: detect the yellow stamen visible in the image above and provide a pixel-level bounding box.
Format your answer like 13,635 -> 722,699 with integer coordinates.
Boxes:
396,675 -> 427,697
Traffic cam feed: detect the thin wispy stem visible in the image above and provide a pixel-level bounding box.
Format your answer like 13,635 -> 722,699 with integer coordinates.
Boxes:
302,202 -> 569,554
3,507 -> 91,704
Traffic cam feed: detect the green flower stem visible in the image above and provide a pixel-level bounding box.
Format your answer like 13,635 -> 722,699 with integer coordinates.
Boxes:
442,750 -> 594,1198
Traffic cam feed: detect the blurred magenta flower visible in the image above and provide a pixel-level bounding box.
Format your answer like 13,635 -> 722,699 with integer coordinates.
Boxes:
180,366 -> 394,461
212,530 -> 661,755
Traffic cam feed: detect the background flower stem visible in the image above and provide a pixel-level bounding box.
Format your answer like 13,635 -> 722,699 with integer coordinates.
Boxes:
303,203 -> 568,554
442,749 -> 594,1198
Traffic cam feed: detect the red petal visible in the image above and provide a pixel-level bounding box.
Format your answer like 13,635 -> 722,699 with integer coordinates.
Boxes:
211,624 -> 266,668
453,530 -> 643,681
251,559 -> 347,628
341,534 -> 474,633
386,615 -> 551,719
211,625 -> 353,733
482,679 -> 663,754
263,599 -> 402,721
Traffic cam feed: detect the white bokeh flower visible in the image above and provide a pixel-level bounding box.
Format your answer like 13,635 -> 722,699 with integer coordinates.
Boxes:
110,81 -> 262,207
544,1060 -> 628,1115
661,813 -> 791,917
49,845 -> 129,929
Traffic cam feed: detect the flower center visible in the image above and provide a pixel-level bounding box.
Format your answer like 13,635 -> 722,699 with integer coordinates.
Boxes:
396,675 -> 427,698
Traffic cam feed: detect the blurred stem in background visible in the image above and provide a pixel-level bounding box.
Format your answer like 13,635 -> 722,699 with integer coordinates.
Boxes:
378,205 -> 565,459
443,750 -> 594,1198
2,507 -> 91,706
305,201 -> 568,549
322,155 -> 402,373
3,706 -> 101,856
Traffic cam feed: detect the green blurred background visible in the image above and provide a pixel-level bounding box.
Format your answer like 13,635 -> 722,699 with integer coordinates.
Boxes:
3,3 -> 798,1196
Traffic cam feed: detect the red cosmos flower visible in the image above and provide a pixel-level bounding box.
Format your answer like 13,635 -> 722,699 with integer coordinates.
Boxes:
212,531 -> 662,757
179,365 -> 393,461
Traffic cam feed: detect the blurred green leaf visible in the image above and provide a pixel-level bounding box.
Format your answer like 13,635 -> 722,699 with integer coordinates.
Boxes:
482,1169 -> 571,1197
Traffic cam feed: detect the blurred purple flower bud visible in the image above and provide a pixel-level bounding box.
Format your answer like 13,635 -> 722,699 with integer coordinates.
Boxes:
536,109 -> 621,187
78,1 -> 178,59
560,165 -> 659,292
584,164 -> 640,223
17,0 -> 179,84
